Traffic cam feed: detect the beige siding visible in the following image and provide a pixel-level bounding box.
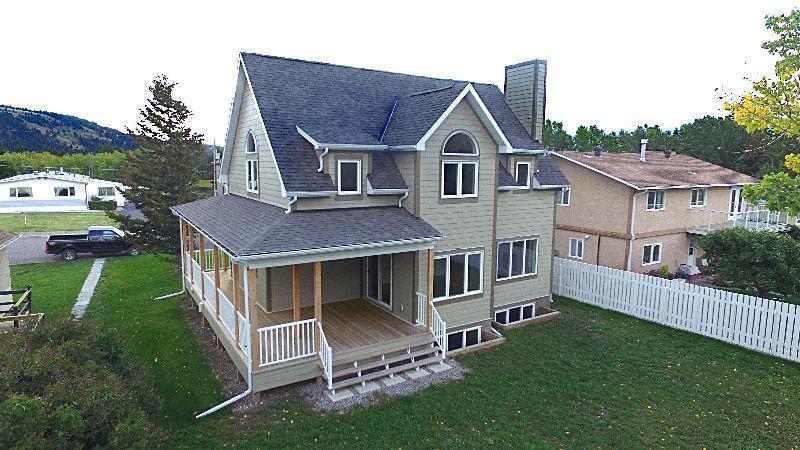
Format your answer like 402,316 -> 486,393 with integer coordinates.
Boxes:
393,152 -> 416,214
634,186 -> 732,234
269,258 -> 362,311
494,189 -> 555,308
504,64 -> 536,137
631,232 -> 690,274
227,85 -> 286,207
554,230 -> 628,270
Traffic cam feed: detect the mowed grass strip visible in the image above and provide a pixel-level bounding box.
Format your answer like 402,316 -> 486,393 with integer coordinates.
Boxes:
86,255 -> 223,426
0,211 -> 117,232
176,297 -> 800,448
10,259 -> 94,319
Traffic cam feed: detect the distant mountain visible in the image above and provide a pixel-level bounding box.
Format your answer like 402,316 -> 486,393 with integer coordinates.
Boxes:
0,105 -> 133,153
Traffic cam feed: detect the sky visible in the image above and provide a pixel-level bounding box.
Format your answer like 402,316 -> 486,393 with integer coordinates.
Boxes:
1,1 -> 796,144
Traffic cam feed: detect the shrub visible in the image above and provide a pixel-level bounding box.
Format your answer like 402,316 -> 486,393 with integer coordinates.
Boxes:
88,199 -> 117,211
0,319 -> 163,448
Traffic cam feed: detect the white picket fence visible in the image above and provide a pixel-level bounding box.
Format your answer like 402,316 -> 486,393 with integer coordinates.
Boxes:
553,257 -> 800,363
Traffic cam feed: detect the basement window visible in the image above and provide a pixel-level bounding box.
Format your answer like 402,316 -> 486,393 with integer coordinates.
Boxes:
569,238 -> 584,260
495,302 -> 536,325
446,326 -> 481,352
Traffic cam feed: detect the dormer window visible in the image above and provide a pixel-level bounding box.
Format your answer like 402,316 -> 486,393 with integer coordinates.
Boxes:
337,160 -> 361,195
442,132 -> 477,155
245,131 -> 257,153
515,162 -> 531,189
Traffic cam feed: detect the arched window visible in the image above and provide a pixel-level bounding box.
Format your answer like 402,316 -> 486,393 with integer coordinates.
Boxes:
442,131 -> 477,155
245,131 -> 257,153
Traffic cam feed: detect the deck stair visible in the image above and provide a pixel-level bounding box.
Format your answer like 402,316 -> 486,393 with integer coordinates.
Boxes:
325,332 -> 444,392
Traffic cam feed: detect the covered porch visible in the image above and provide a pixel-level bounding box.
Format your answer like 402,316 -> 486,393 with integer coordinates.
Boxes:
173,195 -> 445,398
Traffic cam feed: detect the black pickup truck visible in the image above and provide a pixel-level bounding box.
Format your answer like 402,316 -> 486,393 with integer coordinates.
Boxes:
45,226 -> 140,260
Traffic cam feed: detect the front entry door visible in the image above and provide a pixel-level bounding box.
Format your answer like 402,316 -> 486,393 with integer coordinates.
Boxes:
729,187 -> 743,221
367,255 -> 392,308
688,243 -> 696,268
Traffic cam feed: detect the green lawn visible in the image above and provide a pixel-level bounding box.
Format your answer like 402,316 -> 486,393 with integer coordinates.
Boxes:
0,211 -> 117,232
85,255 -> 223,425
11,259 -> 93,319
85,256 -> 800,447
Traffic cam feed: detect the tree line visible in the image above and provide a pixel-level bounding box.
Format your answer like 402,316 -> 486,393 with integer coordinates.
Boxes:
543,116 -> 798,178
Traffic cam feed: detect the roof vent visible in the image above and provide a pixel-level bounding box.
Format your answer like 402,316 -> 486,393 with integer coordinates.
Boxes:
664,150 -> 672,159
639,139 -> 648,163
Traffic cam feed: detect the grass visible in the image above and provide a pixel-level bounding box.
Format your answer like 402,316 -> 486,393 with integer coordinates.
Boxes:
84,256 -> 800,447
10,259 -> 93,319
0,211 -> 117,232
85,255 -> 223,425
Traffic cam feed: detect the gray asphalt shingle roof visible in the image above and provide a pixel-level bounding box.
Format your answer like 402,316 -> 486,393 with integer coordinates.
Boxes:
534,155 -> 570,187
240,53 -> 546,193
498,162 -> 519,189
368,152 -> 408,191
171,194 -> 440,257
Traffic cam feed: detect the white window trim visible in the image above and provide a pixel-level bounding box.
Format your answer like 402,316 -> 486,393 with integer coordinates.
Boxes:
646,190 -> 666,211
433,250 -> 484,301
337,159 -> 362,195
496,238 -> 539,281
569,238 -> 584,260
440,160 -> 479,199
244,130 -> 258,154
246,159 -> 259,193
494,301 -> 537,325
515,161 -> 531,189
690,188 -> 707,208
557,187 -> 571,206
642,243 -> 662,266
446,326 -> 482,352
441,130 -> 479,156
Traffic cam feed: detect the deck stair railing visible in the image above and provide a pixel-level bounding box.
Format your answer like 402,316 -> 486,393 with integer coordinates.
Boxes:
318,322 -> 333,391
415,292 -> 427,326
257,318 -> 317,367
416,292 -> 447,357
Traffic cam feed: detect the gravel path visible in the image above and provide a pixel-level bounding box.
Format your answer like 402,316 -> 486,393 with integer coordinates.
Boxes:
71,258 -> 105,318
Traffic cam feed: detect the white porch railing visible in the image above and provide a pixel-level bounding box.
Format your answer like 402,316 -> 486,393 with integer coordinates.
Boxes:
237,311 -> 250,353
201,271 -> 216,313
318,322 -> 333,390
218,288 -> 236,338
431,303 -> 446,358
193,248 -> 215,271
257,318 -> 317,367
416,291 -> 427,326
732,208 -> 792,231
191,259 -> 202,290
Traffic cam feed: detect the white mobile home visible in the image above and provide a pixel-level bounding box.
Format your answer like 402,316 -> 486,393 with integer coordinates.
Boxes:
0,171 -> 126,213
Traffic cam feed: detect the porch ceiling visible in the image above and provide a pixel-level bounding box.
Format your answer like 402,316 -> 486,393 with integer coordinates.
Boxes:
172,194 -> 442,266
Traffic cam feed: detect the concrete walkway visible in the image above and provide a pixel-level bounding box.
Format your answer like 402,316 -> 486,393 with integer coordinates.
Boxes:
71,258 -> 106,319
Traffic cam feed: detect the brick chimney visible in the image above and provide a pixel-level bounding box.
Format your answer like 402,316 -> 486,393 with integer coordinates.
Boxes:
504,59 -> 547,142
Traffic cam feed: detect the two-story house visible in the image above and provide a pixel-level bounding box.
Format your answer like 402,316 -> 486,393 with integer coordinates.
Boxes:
552,143 -> 795,274
172,54 -> 567,406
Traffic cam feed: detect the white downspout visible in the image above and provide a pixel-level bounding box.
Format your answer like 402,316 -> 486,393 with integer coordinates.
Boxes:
626,191 -> 648,272
196,264 -> 254,419
285,196 -> 298,214
398,191 -> 409,208
317,147 -> 329,173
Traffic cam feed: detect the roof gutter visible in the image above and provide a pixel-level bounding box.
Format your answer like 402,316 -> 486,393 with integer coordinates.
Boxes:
285,196 -> 298,214
317,147 -> 329,173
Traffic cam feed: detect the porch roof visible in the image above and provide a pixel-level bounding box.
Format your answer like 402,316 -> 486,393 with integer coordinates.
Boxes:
172,194 -> 442,263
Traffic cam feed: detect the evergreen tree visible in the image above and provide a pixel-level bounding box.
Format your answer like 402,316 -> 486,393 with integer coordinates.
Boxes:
109,74 -> 205,259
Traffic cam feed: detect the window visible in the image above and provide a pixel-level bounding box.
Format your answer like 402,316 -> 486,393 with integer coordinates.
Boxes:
337,160 -> 361,195
690,188 -> 706,207
557,187 -> 571,206
495,302 -> 537,325
496,238 -> 538,280
569,238 -> 584,260
433,251 -> 483,300
515,162 -> 530,189
9,187 -> 32,198
54,186 -> 75,197
442,132 -> 477,155
441,161 -> 478,198
246,160 -> 259,192
367,255 -> 391,308
646,190 -> 665,210
642,243 -> 662,266
446,326 -> 481,352
244,131 -> 257,153
98,187 -> 115,197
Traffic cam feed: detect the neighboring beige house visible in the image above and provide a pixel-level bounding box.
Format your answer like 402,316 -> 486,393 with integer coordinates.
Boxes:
552,144 -> 795,274
172,54 -> 567,408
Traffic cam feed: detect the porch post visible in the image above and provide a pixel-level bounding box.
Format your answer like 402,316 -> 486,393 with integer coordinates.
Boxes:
198,234 -> 206,300
248,268 -> 259,368
232,263 -> 241,344
179,218 -> 187,289
213,245 -> 221,318
292,265 -> 301,321
426,249 -> 434,331
314,261 -> 322,350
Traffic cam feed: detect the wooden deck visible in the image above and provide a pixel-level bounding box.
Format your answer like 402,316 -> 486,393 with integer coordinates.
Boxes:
257,299 -> 427,353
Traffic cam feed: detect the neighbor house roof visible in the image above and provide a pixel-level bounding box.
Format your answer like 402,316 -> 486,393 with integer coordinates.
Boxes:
239,53 -> 547,193
171,195 -> 442,259
553,151 -> 759,189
